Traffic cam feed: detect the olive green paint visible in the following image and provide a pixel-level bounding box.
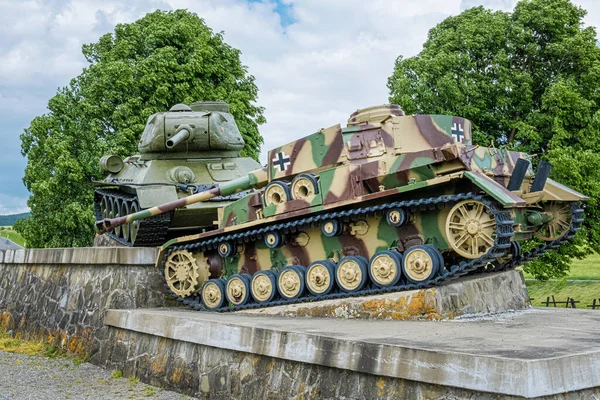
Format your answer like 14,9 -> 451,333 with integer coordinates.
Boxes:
375,217 -> 399,253
419,209 -> 449,250
464,171 -> 522,206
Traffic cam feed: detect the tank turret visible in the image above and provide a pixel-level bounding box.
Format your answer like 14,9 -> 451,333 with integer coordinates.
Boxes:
93,101 -> 261,247
96,104 -> 587,311
138,101 -> 245,156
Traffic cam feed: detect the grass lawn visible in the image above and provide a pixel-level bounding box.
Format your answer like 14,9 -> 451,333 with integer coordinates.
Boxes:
526,280 -> 600,308
522,253 -> 600,280
524,253 -> 600,308
0,226 -> 26,247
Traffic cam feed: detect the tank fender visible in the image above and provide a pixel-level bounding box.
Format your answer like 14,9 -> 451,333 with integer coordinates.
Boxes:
541,179 -> 588,202
464,171 -> 526,207
136,186 -> 179,209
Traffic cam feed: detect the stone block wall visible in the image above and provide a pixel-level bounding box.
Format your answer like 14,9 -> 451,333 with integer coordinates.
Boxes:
0,247 -> 171,357
96,325 -> 600,400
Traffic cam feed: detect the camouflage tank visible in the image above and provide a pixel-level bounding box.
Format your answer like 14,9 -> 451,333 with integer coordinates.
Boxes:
97,104 -> 586,311
93,101 -> 261,246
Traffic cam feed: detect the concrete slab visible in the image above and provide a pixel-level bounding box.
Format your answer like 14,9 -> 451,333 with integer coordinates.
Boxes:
237,270 -> 530,320
0,247 -> 158,265
105,307 -> 600,398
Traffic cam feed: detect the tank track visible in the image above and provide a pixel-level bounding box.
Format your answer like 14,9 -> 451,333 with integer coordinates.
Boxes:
161,195 -> 583,312
492,202 -> 584,272
94,189 -> 172,247
161,192 -> 547,312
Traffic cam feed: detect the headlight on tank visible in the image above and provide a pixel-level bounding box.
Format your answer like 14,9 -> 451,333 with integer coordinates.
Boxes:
99,155 -> 124,174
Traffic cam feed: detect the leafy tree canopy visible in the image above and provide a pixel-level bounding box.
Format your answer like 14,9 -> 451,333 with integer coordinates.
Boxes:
388,0 -> 600,279
18,9 -> 265,248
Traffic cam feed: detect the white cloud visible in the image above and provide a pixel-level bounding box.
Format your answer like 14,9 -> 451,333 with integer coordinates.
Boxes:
0,0 -> 599,204
0,193 -> 29,215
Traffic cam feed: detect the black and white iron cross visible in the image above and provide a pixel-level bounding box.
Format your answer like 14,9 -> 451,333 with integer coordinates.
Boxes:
451,122 -> 464,143
272,151 -> 291,172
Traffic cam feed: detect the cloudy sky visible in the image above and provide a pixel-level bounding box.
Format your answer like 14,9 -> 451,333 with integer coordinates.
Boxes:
0,0 -> 599,215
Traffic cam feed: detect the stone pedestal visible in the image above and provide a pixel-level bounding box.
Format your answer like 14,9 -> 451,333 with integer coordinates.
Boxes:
239,269 -> 530,320
102,307 -> 600,399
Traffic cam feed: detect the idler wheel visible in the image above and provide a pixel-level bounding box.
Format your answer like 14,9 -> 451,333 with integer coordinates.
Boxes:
534,202 -> 572,241
368,250 -> 403,287
226,274 -> 251,306
446,200 -> 496,259
164,250 -> 201,297
305,260 -> 335,295
251,271 -> 277,303
201,280 -> 226,310
402,245 -> 440,284
277,266 -> 305,299
335,256 -> 368,292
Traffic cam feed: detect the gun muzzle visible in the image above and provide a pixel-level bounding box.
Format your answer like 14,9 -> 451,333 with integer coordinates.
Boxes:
95,219 -> 113,234
166,128 -> 190,149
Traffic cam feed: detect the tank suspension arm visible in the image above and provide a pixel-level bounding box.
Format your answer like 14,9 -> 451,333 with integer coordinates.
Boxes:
166,128 -> 191,149
95,167 -> 269,234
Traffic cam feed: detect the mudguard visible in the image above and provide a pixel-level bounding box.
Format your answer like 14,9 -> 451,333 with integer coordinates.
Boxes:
464,171 -> 526,207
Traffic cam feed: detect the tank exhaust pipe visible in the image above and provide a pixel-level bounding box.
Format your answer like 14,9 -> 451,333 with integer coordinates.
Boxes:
166,128 -> 190,149
531,161 -> 552,192
507,158 -> 530,191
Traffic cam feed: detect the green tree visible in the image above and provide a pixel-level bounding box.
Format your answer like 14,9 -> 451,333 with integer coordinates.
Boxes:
388,0 -> 600,279
18,10 -> 265,248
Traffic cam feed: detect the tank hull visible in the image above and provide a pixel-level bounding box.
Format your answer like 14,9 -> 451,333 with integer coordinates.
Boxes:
95,104 -> 588,311
94,156 -> 261,246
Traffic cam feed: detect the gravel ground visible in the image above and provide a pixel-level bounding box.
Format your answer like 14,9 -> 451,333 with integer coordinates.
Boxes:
0,351 -> 197,400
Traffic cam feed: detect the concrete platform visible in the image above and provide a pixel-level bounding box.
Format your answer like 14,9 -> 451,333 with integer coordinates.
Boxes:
105,307 -> 600,398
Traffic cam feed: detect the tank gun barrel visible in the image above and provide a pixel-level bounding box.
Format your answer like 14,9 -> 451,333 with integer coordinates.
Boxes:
96,167 -> 268,234
166,128 -> 190,149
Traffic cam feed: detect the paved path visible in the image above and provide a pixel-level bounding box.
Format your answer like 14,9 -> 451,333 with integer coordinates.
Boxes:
0,351 -> 196,400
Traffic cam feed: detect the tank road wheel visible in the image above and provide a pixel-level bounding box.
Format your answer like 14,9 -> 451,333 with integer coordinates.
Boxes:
263,181 -> 291,207
226,274 -> 251,306
446,200 -> 497,259
264,231 -> 284,249
368,250 -> 403,287
322,219 -> 343,237
277,266 -> 305,299
100,196 -> 109,219
534,202 -> 572,241
291,174 -> 319,200
201,280 -> 226,310
305,260 -> 335,295
122,202 -> 131,243
218,241 -> 237,258
115,198 -> 125,237
402,245 -> 439,284
129,201 -> 140,243
251,271 -> 277,303
107,197 -> 122,237
164,250 -> 201,297
335,256 -> 368,292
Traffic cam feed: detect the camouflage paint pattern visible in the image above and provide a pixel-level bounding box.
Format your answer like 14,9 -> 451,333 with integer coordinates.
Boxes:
96,104 -> 588,287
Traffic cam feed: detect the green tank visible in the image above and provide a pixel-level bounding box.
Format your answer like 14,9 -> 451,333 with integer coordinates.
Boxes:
97,104 -> 587,311
93,101 -> 261,246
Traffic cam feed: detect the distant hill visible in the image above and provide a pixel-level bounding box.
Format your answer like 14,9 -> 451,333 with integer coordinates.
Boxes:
0,212 -> 30,226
